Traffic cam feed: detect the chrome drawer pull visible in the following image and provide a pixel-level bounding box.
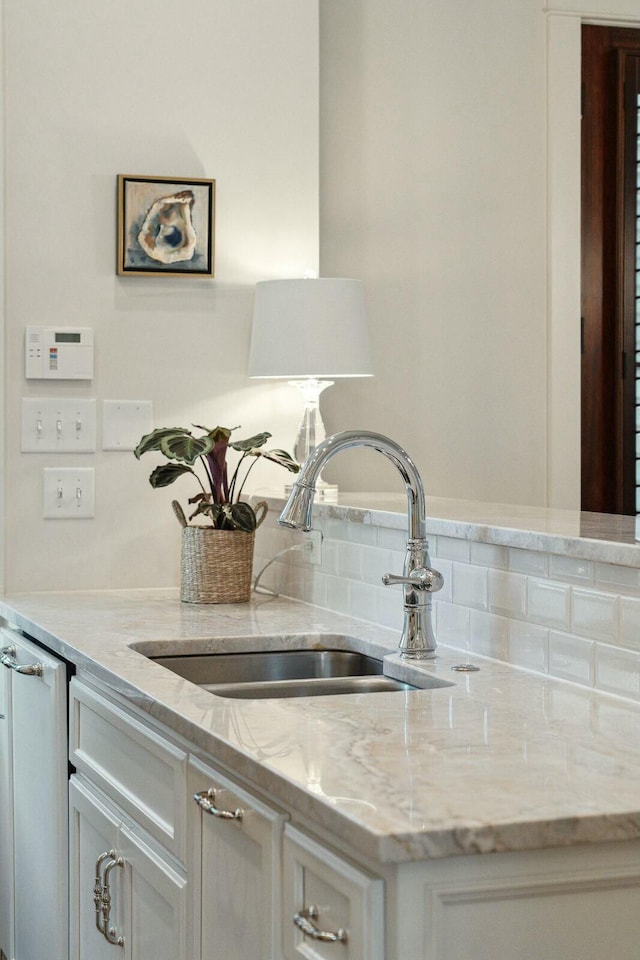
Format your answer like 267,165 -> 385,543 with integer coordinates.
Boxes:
93,849 -> 125,947
293,905 -> 348,944
194,788 -> 243,821
94,850 -> 116,936
102,856 -> 125,947
0,649 -> 43,677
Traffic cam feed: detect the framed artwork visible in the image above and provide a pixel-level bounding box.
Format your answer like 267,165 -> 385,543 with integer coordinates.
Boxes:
117,175 -> 216,277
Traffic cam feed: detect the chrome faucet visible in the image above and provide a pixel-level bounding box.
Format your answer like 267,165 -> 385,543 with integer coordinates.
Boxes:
278,430 -> 443,658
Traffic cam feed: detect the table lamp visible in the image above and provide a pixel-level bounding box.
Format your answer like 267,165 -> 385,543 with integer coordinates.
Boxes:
248,278 -> 373,501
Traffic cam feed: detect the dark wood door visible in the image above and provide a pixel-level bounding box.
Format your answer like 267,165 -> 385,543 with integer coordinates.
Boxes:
581,25 -> 640,515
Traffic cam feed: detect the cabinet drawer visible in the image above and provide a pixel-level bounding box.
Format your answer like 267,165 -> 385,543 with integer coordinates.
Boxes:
282,824 -> 384,960
70,678 -> 187,861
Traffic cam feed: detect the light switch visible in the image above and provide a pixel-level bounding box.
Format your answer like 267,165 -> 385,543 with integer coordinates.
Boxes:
22,398 -> 96,452
43,467 -> 95,518
102,400 -> 153,451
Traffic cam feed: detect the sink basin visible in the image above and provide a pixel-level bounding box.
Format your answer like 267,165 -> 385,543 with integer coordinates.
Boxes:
148,649 -> 451,699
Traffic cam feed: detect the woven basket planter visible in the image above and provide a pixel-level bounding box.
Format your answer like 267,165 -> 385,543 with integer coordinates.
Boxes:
179,500 -> 268,604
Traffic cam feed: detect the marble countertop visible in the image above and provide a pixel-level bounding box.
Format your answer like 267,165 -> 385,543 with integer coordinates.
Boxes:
256,491 -> 640,567
2,588 -> 639,865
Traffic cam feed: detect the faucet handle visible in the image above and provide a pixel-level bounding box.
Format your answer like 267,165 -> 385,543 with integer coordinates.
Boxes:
382,567 -> 444,592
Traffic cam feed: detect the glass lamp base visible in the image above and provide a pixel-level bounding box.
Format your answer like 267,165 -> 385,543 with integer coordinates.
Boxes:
289,379 -> 339,501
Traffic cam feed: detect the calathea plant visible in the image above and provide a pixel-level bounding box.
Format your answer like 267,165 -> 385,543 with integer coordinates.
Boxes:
134,424 -> 299,532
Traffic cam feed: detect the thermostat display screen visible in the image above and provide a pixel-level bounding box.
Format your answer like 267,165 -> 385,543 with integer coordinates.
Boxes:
55,332 -> 81,343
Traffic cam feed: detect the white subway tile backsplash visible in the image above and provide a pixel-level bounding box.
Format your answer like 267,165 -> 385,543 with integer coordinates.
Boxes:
435,536 -> 471,563
469,610 -> 509,661
508,621 -> 549,673
359,545 -> 393,587
596,562 -> 640,593
571,589 -> 617,643
549,555 -> 595,584
527,579 -> 571,630
337,541 -> 363,581
488,569 -> 526,618
508,547 -> 548,577
432,557 -> 453,603
377,526 -> 408,552
549,632 -> 595,686
347,521 -> 378,547
470,542 -> 509,569
595,644 -> 640,700
258,507 -> 640,700
303,568 -> 327,608
436,601 -> 470,650
324,517 -> 351,542
350,581 -> 380,624
377,588 -> 404,632
619,597 -> 640,652
320,539 -> 339,577
452,563 -> 488,610
325,575 -> 351,616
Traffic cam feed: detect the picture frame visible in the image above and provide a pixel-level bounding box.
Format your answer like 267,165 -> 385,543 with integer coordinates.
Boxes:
117,174 -> 216,278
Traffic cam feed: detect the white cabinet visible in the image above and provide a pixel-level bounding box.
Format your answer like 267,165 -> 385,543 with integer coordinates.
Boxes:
389,841 -> 640,960
0,627 -> 68,960
69,775 -> 187,960
0,638 -> 13,960
188,756 -> 288,960
282,825 -> 384,960
68,678 -> 188,960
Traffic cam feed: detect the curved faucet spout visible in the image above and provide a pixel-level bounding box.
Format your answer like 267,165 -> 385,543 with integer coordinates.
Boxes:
278,431 -> 442,659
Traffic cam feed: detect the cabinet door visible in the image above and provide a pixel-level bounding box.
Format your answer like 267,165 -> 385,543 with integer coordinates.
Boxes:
5,629 -> 68,960
70,775 -> 187,960
189,757 -> 287,960
69,775 -> 124,960
282,825 -> 385,960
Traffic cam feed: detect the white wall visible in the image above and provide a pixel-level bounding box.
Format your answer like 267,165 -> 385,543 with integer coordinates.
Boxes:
3,0 -> 319,591
318,0 -> 639,510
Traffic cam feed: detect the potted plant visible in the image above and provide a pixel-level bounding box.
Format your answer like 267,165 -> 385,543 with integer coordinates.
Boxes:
134,423 -> 299,603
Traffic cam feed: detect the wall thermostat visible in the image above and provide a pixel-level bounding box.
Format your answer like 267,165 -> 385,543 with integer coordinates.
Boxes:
25,326 -> 94,380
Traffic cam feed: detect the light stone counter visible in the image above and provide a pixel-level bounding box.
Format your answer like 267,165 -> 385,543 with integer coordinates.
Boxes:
2,588 -> 639,866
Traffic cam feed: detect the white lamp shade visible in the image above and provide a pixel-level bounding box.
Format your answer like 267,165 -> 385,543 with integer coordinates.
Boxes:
248,278 -> 373,378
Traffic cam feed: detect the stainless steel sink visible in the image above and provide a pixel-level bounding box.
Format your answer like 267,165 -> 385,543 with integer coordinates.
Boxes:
149,648 -> 449,699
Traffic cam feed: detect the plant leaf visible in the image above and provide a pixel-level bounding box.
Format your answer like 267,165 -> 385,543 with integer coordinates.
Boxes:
149,463 -> 194,488
134,427 -> 191,460
160,433 -> 215,464
229,501 -> 257,532
206,425 -> 236,443
231,432 -> 272,452
188,501 -> 221,523
260,448 -> 300,473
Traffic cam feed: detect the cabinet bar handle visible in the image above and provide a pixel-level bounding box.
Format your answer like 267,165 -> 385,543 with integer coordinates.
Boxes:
293,905 -> 348,944
102,856 -> 125,946
193,788 -> 243,821
0,649 -> 43,676
94,850 -> 116,936
93,849 -> 125,947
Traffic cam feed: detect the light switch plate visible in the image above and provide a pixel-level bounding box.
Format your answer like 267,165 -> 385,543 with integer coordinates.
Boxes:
43,467 -> 95,518
102,400 -> 153,451
21,398 -> 97,452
